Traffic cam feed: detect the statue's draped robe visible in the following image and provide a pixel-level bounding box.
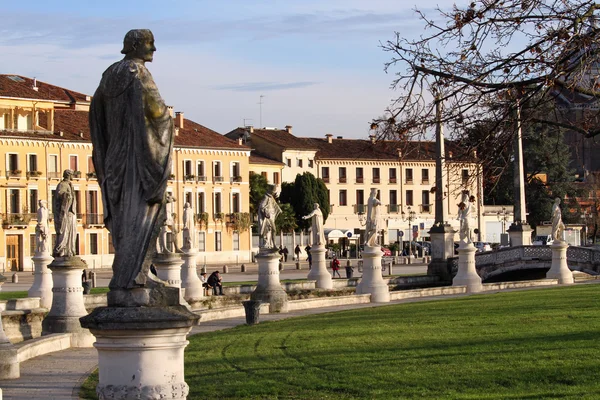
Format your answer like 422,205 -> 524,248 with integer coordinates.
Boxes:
365,196 -> 382,246
89,59 -> 173,289
53,180 -> 77,257
305,208 -> 325,245
258,194 -> 281,248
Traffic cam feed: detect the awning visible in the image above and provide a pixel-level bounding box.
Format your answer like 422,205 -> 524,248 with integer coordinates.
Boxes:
324,229 -> 358,239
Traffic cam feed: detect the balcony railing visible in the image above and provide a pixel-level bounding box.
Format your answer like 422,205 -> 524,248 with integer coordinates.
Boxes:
2,213 -> 34,227
339,177 -> 347,183
85,213 -> 104,227
231,176 -> 243,183
356,177 -> 364,183
372,177 -> 380,184
213,176 -> 224,183
405,178 -> 413,184
322,177 -> 330,183
184,174 -> 196,182
48,171 -> 61,180
355,204 -> 366,214
197,175 -> 207,182
421,204 -> 432,213
388,204 -> 400,213
86,172 -> 97,180
7,170 -> 22,178
389,177 -> 397,184
27,170 -> 43,179
422,178 -> 429,184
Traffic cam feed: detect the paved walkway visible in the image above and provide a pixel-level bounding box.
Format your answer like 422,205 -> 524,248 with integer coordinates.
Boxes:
0,287 -> 454,400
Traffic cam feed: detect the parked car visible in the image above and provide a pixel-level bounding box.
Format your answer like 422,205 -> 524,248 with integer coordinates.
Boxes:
473,242 -> 492,252
532,235 -> 553,246
381,247 -> 392,256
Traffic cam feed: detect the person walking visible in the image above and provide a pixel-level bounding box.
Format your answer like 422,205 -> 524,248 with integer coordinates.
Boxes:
282,246 -> 289,262
294,245 -> 301,261
331,256 -> 342,278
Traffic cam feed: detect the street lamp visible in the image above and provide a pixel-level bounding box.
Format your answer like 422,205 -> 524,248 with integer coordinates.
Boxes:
402,206 -> 417,256
581,210 -> 592,245
497,207 -> 510,233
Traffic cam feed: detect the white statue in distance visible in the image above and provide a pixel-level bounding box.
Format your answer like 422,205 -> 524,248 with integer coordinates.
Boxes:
551,197 -> 565,242
457,191 -> 473,245
365,188 -> 382,247
303,203 -> 325,246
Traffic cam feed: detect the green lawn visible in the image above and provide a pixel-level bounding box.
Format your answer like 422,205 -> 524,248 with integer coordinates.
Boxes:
0,287 -> 108,301
184,285 -> 600,399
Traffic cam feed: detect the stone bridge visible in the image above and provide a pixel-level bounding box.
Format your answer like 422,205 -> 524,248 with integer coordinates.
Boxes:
449,246 -> 600,282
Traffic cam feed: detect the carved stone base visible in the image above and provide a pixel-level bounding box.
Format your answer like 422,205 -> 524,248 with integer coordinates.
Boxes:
508,222 -> 533,246
452,243 -> 482,293
0,312 -> 18,379
355,245 -> 390,303
306,245 -> 333,289
180,250 -> 204,302
428,224 -> 456,280
81,303 -> 199,400
251,252 -> 288,313
547,240 -> 574,284
42,256 -> 93,347
29,251 -> 54,309
153,253 -> 190,308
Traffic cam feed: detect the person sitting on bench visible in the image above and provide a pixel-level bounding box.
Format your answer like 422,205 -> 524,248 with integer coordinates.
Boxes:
207,271 -> 224,296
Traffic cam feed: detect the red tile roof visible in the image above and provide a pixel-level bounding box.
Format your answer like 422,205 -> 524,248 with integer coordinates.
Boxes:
249,151 -> 284,165
175,119 -> 249,150
227,127 -> 317,151
0,75 -> 90,104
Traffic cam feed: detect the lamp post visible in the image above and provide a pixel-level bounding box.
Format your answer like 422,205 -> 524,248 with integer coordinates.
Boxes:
402,206 -> 417,256
581,210 -> 592,246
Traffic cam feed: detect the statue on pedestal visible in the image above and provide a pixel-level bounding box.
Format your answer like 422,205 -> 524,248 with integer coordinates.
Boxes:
157,193 -> 179,254
551,198 -> 565,242
258,186 -> 281,250
182,202 -> 195,250
457,191 -> 473,244
303,203 -> 325,246
53,170 -> 77,257
365,188 -> 382,247
35,200 -> 50,254
90,29 -> 174,289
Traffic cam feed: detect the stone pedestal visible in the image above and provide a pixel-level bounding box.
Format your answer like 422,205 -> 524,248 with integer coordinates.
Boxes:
180,250 -> 204,302
80,287 -> 199,400
428,224 -> 456,280
452,243 -> 482,293
28,251 -> 54,309
306,245 -> 333,289
355,245 -> 390,303
508,222 -> 533,246
0,310 -> 19,379
42,256 -> 93,347
251,251 -> 288,313
153,253 -> 189,308
547,240 -> 574,284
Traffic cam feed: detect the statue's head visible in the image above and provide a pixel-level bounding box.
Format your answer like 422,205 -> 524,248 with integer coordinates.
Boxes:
63,169 -> 74,180
267,184 -> 276,195
314,203 -> 320,209
184,202 -> 190,208
554,197 -> 561,204
121,29 -> 156,62
39,199 -> 47,208
370,188 -> 377,196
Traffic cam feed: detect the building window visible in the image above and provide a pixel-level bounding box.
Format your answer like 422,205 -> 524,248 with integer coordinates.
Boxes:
462,169 -> 469,185
30,234 -> 36,256
213,161 -> 222,182
86,190 -> 99,225
7,153 -> 18,173
185,192 -> 193,208
198,232 -> 206,252
74,190 -> 82,218
214,193 -> 222,214
261,171 -> 268,180
69,155 -> 78,172
232,162 -> 241,181
422,191 -> 431,213
322,167 -> 330,183
197,161 -> 206,181
406,168 -> 413,183
48,155 -> 58,178
389,168 -> 397,183
29,189 -> 38,215
89,233 -> 98,255
389,190 -> 398,212
286,158 -> 291,167
28,154 -> 38,173
233,231 -> 240,251
9,189 -> 20,214
88,156 -> 95,175
273,172 -> 280,185
372,168 -> 380,184
356,189 -> 365,213
422,168 -> 429,184
215,231 -> 222,251
356,167 -> 364,183
232,193 -> 240,213
406,190 -> 414,206
297,158 -> 303,168
308,159 -> 314,168
197,192 -> 205,213
339,190 -> 347,206
339,167 -> 347,183
184,160 -> 193,177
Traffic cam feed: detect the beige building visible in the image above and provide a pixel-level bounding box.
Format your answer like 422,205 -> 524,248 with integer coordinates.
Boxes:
0,75 -> 251,272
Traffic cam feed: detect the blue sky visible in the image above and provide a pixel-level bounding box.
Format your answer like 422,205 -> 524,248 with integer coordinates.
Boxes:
1,0 -> 458,139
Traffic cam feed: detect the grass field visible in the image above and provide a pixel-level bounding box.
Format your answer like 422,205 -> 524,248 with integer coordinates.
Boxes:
0,287 -> 109,301
184,285 -> 600,399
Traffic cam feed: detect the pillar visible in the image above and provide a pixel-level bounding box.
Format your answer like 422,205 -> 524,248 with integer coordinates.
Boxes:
251,252 -> 288,312
28,252 -> 54,309
546,240 -> 574,284
307,245 -> 333,289
355,245 -> 390,302
452,243 -> 482,293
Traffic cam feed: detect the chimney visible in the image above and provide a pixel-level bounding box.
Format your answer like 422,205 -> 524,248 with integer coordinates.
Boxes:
369,134 -> 376,144
59,131 -> 64,137
175,112 -> 184,129
337,136 -> 343,139
249,126 -> 254,133
32,77 -> 38,91
285,125 -> 293,134
79,131 -> 84,138
238,135 -> 243,145
397,148 -> 402,158
448,151 -> 453,159
325,134 -> 333,144
175,127 -> 179,137
167,106 -> 174,118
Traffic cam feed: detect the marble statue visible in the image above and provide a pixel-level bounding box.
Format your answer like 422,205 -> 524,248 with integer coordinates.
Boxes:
157,193 -> 179,253
551,197 -> 565,242
457,192 -> 473,244
258,186 -> 281,250
182,202 -> 195,250
53,170 -> 77,257
303,203 -> 325,246
365,188 -> 382,247
35,200 -> 50,254
90,29 -> 174,289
